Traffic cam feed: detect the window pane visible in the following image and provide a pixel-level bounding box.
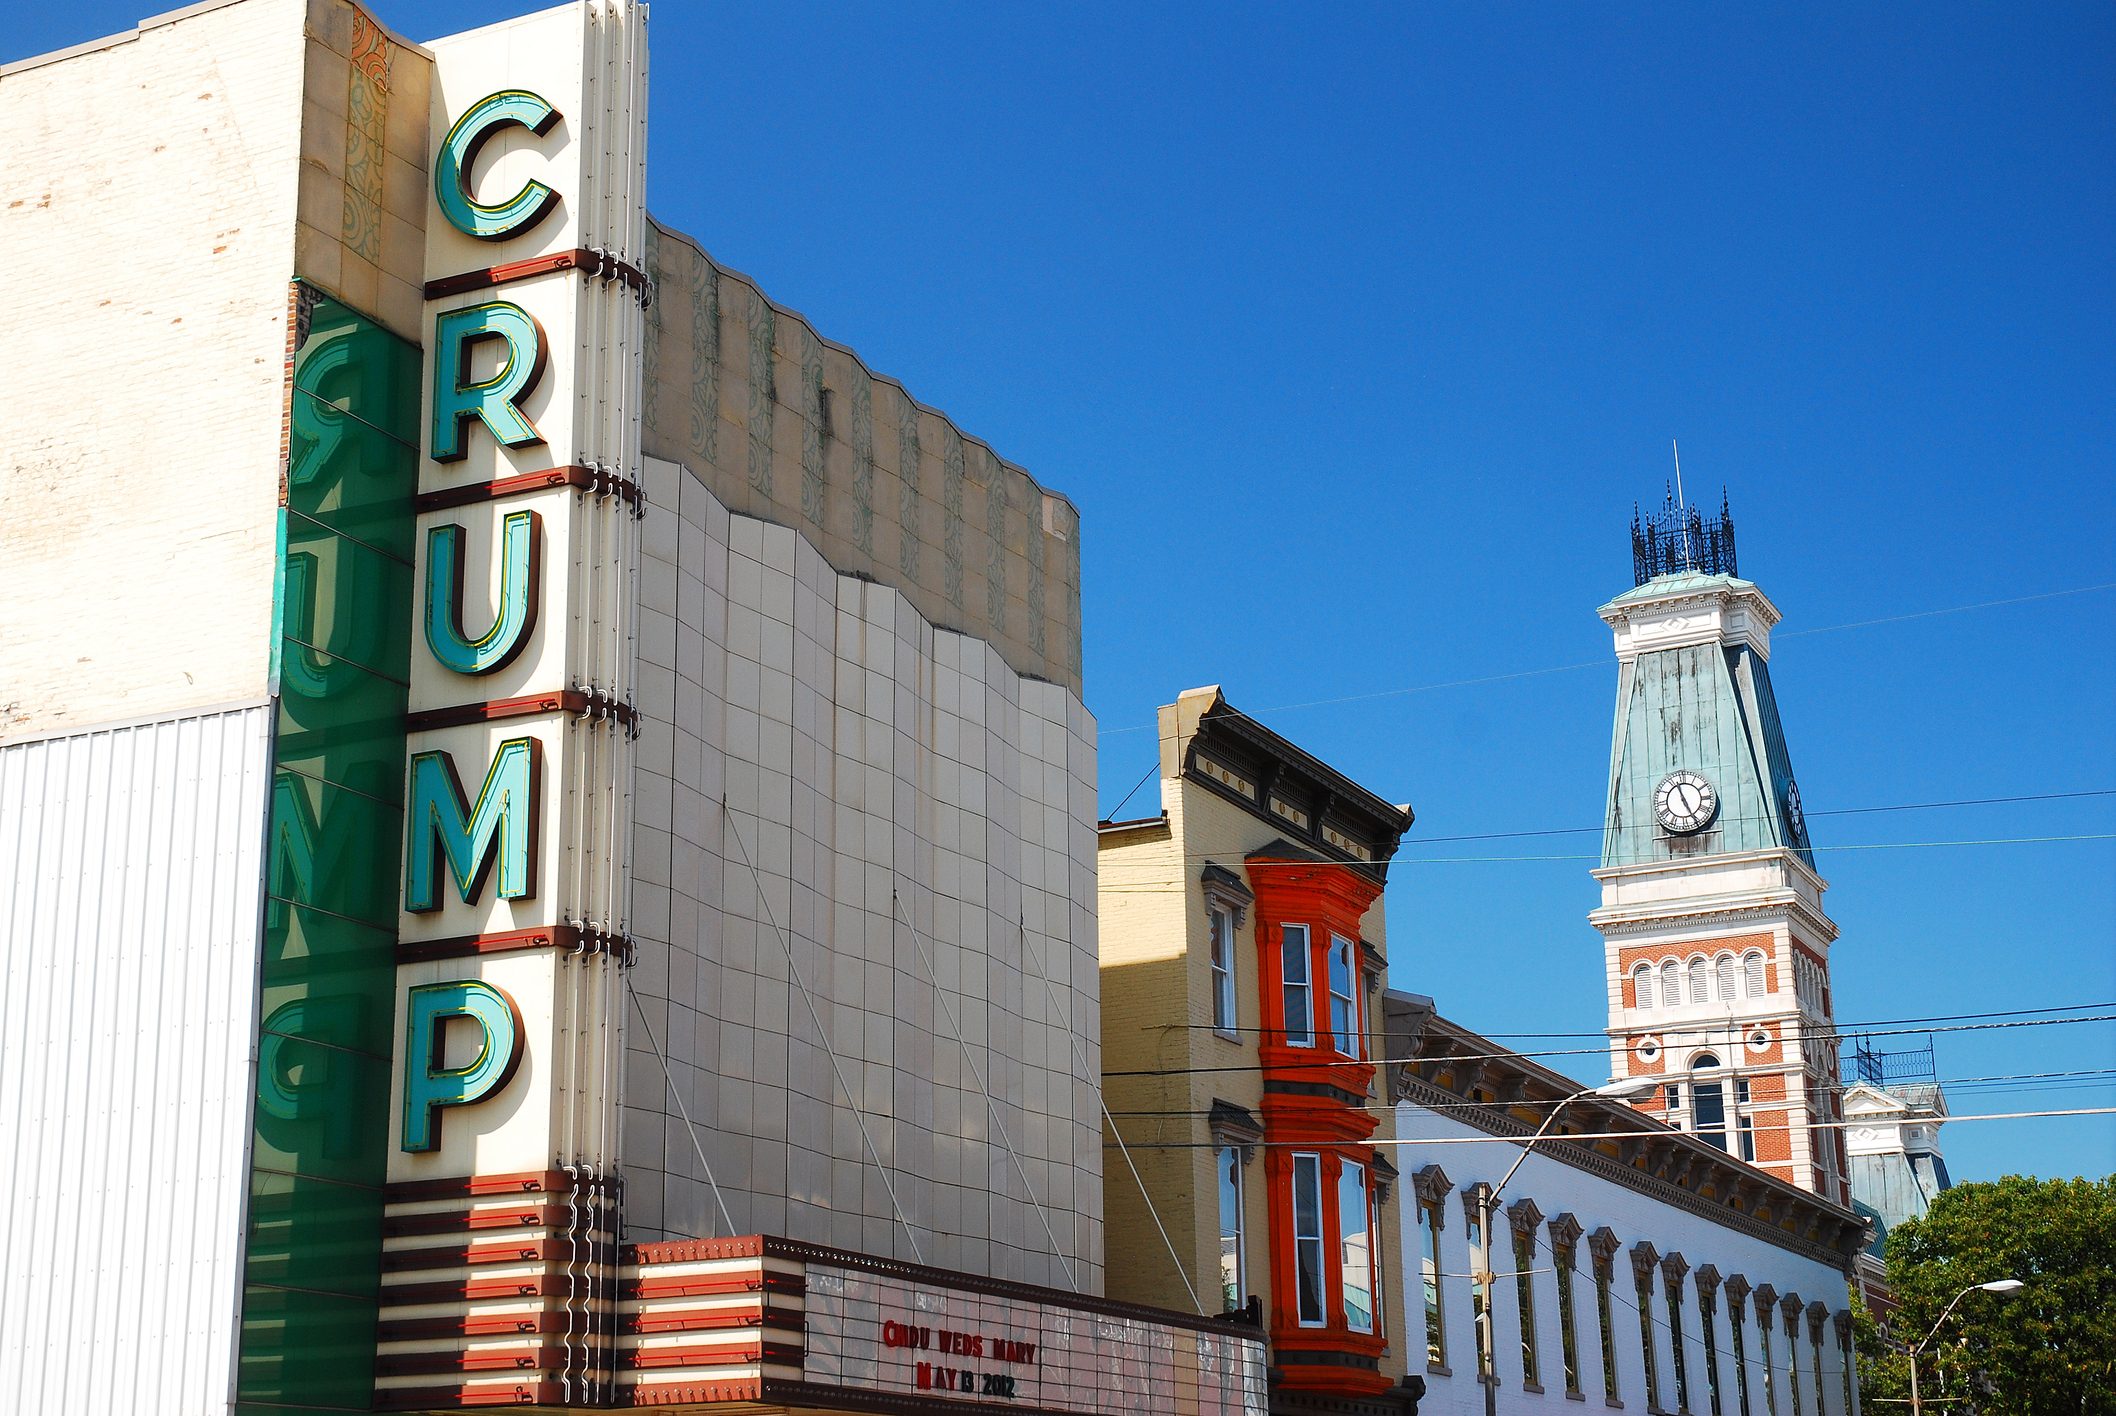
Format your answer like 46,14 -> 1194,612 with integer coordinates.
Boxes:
1210,909 -> 1236,1031
1717,955 -> 1738,1000
1696,1078 -> 1729,1150
1293,1154 -> 1324,1324
1282,925 -> 1313,1046
1422,1206 -> 1447,1366
1745,952 -> 1767,996
1341,1162 -> 1372,1332
1217,1146 -> 1244,1312
1690,957 -> 1709,1002
1635,965 -> 1654,1009
1329,935 -> 1357,1055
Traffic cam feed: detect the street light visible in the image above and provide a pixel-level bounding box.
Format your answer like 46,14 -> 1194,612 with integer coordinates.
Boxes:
1477,1075 -> 1660,1416
1909,1279 -> 2025,1416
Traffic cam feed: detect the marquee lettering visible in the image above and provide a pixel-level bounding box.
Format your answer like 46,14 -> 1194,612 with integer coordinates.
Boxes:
400,979 -> 525,1152
404,737 -> 542,911
434,88 -> 562,241
429,300 -> 548,461
424,509 -> 542,675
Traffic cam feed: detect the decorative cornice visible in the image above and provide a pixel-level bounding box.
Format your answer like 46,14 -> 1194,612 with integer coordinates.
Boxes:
1588,1226 -> 1622,1267
1751,1284 -> 1777,1323
1547,1212 -> 1584,1258
1722,1272 -> 1750,1309
1805,1301 -> 1829,1343
1590,895 -> 1838,947
1506,1197 -> 1544,1238
1412,1164 -> 1454,1211
1629,1242 -> 1660,1284
1391,1072 -> 1857,1270
1660,1251 -> 1690,1292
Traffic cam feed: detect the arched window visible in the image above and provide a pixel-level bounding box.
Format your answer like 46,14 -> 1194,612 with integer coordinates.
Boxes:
1716,955 -> 1737,1001
1633,964 -> 1654,1010
1689,957 -> 1710,1004
1691,1055 -> 1728,1152
1661,960 -> 1681,1008
1743,951 -> 1766,997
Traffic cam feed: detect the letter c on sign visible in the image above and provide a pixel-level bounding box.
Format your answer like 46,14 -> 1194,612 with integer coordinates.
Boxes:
435,89 -> 562,241
401,979 -> 525,1152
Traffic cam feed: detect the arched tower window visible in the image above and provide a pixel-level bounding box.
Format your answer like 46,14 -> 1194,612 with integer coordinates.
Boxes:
1716,955 -> 1736,1001
1743,951 -> 1766,997
1633,964 -> 1654,1010
1691,1054 -> 1728,1152
1689,956 -> 1709,1004
1661,960 -> 1681,1008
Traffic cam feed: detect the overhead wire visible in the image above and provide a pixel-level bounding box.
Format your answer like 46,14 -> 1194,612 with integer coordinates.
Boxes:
1107,1106 -> 2116,1151
1101,1010 -> 2116,1079
1098,579 -> 2116,740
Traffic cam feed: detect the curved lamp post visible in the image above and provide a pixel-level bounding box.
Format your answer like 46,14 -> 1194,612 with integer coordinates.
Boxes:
1909,1278 -> 2024,1416
1477,1074 -> 1660,1416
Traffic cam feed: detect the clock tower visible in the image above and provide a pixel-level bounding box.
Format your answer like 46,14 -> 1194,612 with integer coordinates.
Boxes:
1590,493 -> 1851,1203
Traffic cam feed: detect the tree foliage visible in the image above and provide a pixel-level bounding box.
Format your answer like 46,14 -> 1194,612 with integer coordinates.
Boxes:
1855,1175 -> 2116,1415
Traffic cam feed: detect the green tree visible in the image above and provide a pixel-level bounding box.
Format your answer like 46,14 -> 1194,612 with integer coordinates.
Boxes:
1855,1175 -> 2116,1416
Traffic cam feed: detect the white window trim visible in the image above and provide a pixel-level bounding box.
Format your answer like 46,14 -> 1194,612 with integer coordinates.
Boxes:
1209,905 -> 1239,1040
1282,924 -> 1314,1048
1292,1152 -> 1327,1327
1341,1159 -> 1374,1334
1216,1142 -> 1247,1313
1328,933 -> 1359,1057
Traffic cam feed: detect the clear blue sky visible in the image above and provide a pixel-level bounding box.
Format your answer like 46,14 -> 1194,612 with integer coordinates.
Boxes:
17,2 -> 2112,1181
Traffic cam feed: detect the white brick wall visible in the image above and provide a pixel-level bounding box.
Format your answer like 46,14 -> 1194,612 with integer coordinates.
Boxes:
0,1 -> 307,741
624,455 -> 1103,1291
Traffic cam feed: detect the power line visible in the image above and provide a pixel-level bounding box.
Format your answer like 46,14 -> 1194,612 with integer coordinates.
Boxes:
1107,1106 -> 2116,1151
1104,1067 -> 2116,1123
1394,789 -> 2116,847
1175,1000 -> 2115,1043
1097,580 -> 2116,739
1098,832 -> 2116,875
1101,1012 -> 2116,1079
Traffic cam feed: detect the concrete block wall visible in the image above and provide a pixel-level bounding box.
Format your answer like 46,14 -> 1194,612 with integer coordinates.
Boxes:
624,453 -> 1104,1292
640,225 -> 1084,697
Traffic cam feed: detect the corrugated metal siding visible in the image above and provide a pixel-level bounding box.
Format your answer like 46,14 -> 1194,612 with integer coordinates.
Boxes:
0,704 -> 272,1416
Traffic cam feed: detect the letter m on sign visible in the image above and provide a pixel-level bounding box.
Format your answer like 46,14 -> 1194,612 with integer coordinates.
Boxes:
405,737 -> 541,912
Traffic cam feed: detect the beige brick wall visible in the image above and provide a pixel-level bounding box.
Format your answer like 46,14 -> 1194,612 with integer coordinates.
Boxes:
640,224 -> 1084,696
0,0 -> 312,740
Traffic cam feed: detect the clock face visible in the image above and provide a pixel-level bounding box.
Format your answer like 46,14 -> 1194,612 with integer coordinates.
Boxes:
1654,770 -> 1719,835
1784,779 -> 1806,837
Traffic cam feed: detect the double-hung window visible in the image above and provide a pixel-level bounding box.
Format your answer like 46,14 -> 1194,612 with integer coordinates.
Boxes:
1595,1254 -> 1620,1403
1328,934 -> 1359,1056
1420,1201 -> 1448,1368
1209,906 -> 1238,1036
1216,1144 -> 1246,1312
1282,925 -> 1314,1046
1340,1161 -> 1374,1333
1292,1153 -> 1326,1325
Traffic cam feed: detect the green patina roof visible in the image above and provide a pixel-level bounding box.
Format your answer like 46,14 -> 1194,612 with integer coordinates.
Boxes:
1599,569 -> 1760,613
1602,630 -> 1814,871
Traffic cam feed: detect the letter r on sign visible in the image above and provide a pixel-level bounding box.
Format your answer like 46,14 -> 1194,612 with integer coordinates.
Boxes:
430,301 -> 548,462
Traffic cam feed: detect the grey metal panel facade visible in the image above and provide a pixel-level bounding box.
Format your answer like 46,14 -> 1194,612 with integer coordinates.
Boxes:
0,703 -> 272,1415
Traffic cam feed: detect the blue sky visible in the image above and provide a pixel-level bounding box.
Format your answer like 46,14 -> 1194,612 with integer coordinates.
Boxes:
18,2 -> 2112,1180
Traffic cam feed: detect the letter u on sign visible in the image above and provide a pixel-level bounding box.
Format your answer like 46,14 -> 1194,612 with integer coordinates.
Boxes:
425,509 -> 542,675
401,979 -> 524,1152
